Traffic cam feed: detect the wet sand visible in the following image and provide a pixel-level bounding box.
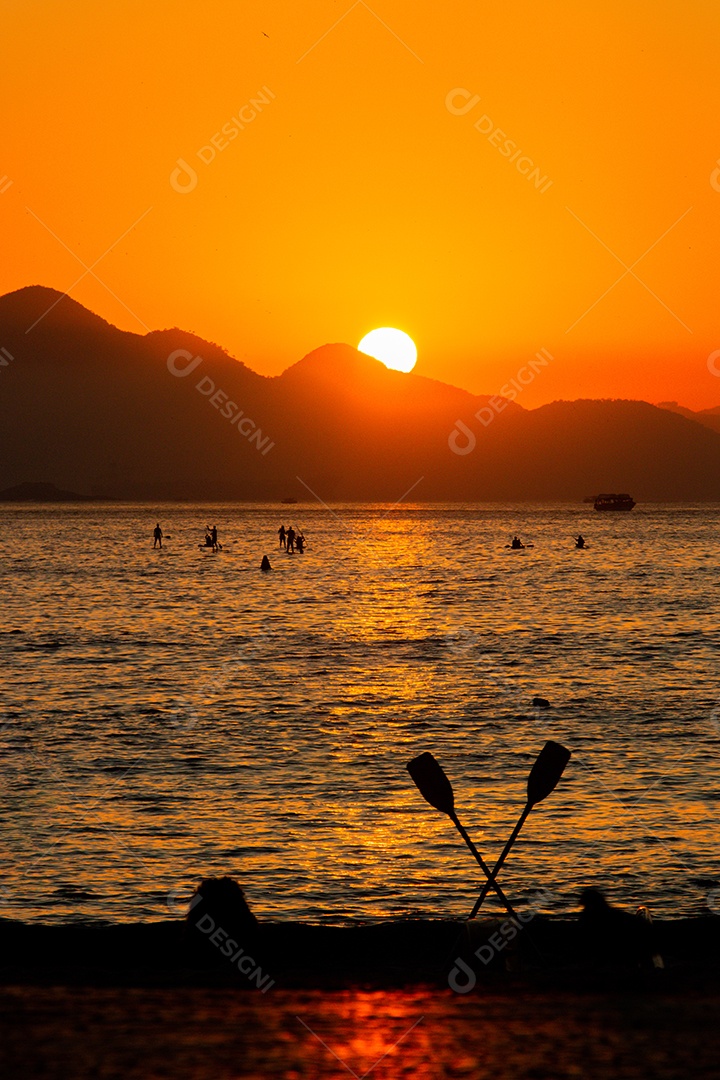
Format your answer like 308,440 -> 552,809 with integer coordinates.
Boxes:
2,915 -> 719,1077
1,984 -> 715,1079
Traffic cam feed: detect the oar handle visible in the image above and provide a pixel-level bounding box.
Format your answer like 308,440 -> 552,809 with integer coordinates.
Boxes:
449,811 -> 519,922
468,802 -> 531,920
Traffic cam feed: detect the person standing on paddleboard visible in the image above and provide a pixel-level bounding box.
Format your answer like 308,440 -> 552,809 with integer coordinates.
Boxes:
153,523 -> 163,549
211,525 -> 219,552
278,525 -> 286,550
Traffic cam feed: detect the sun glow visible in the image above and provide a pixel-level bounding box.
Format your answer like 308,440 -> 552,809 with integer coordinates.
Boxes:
358,328 -> 417,373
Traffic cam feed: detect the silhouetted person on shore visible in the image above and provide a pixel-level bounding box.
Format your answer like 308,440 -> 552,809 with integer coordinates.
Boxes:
261,555 -> 271,572
278,525 -> 286,550
511,536 -> 524,549
575,535 -> 585,549
185,876 -> 260,963
579,887 -> 662,970
286,526 -> 295,553
153,523 -> 163,549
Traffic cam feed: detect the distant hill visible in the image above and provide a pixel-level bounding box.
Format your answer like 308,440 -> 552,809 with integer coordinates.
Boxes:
2,286 -> 720,500
0,481 -> 95,502
657,401 -> 720,435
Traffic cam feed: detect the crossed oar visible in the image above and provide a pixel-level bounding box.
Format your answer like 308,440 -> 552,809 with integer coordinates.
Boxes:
407,741 -> 571,919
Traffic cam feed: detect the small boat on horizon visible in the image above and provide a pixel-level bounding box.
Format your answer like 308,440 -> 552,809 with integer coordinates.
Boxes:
593,493 -> 636,511
281,497 -> 298,504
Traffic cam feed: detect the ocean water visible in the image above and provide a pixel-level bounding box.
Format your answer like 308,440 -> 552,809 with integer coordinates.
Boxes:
1,502 -> 719,926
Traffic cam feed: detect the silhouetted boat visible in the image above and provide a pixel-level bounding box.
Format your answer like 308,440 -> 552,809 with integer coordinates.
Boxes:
594,493 -> 636,511
281,498 -> 297,504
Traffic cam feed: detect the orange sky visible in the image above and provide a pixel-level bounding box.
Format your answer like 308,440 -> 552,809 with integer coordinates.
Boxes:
2,0 -> 720,408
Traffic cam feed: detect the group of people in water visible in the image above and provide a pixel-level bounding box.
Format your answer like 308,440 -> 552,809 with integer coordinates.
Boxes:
153,521 -> 307,573
152,523 -> 221,551
278,525 -> 305,554
154,520 -> 587,562
260,525 -> 307,573
510,534 -> 586,549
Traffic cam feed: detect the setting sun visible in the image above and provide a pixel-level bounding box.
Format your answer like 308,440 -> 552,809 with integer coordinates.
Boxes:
358,328 -> 417,373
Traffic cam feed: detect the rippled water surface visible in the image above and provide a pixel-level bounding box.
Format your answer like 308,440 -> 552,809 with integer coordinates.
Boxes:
2,502 -> 720,924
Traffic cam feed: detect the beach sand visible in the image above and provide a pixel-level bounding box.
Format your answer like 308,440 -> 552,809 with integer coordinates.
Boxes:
2,913 -> 719,1078
1,984 -> 716,1079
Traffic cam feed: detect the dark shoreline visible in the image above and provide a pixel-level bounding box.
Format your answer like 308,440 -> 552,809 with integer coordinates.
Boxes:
3,915 -> 720,992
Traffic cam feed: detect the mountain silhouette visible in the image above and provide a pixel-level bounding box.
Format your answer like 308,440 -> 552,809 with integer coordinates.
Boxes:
2,286 -> 720,501
657,401 -> 720,436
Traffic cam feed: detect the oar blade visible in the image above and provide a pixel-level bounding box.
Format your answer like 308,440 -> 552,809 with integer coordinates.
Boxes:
526,741 -> 571,805
407,752 -> 455,815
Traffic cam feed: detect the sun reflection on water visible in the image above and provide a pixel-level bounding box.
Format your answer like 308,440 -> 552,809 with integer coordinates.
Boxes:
1,502 -> 719,924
